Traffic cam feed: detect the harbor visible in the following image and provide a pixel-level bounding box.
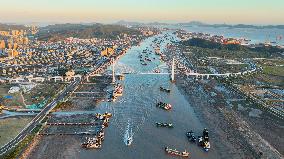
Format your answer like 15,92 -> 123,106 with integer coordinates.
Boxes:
25,32 -> 219,159
0,1 -> 283,158
8,30 -> 283,159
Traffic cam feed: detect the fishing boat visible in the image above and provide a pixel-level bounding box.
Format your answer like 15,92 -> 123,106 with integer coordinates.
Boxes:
156,122 -> 173,128
114,84 -> 123,96
82,136 -> 102,149
160,87 -> 171,93
154,69 -> 161,73
186,131 -> 197,142
198,128 -> 210,151
165,147 -> 189,158
203,128 -> 209,142
156,102 -> 172,110
198,136 -> 211,152
145,58 -> 152,61
126,136 -> 133,146
141,62 -> 147,66
110,94 -> 117,102
95,112 -> 112,120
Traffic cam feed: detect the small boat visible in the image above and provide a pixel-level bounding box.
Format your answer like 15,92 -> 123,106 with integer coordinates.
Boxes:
156,102 -> 172,110
145,58 -> 152,61
141,62 -> 147,66
197,128 -> 210,151
115,91 -> 123,97
110,94 -> 117,102
165,147 -> 189,158
118,75 -> 125,81
156,122 -> 173,128
82,137 -> 103,149
203,128 -> 209,142
160,87 -> 171,93
154,69 -> 161,73
126,136 -> 133,146
186,131 -> 197,142
113,84 -> 123,96
198,136 -> 210,151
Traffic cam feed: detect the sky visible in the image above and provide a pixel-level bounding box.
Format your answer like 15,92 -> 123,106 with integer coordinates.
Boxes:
0,0 -> 283,25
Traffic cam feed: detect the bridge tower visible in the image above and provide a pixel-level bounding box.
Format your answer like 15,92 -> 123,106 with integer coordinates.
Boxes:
112,58 -> 116,84
171,58 -> 175,82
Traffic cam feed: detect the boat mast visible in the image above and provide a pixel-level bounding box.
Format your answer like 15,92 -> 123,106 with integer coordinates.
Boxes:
112,58 -> 116,84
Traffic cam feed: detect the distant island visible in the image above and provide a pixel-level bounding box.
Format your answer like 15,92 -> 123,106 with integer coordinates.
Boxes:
114,20 -> 284,29
177,21 -> 284,29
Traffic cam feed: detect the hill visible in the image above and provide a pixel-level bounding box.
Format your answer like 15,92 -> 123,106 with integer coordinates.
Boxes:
0,23 -> 28,31
36,23 -> 141,41
181,38 -> 284,58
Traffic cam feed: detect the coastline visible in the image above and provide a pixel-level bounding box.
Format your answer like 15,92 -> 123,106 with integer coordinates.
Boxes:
162,44 -> 283,158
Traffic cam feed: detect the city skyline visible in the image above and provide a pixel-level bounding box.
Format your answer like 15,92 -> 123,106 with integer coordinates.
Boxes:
0,0 -> 283,25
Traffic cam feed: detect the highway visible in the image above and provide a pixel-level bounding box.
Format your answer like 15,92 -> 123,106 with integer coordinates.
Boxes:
0,79 -> 80,156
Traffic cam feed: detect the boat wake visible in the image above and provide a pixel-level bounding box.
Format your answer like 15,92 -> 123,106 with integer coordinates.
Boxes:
105,38 -> 173,146
123,119 -> 134,146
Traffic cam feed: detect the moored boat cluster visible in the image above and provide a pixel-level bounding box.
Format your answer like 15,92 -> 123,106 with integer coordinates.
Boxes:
186,128 -> 211,152
110,83 -> 123,102
81,112 -> 112,149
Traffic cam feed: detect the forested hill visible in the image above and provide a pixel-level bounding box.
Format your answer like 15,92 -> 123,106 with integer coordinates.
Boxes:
36,23 -> 141,41
0,23 -> 28,31
181,38 -> 284,58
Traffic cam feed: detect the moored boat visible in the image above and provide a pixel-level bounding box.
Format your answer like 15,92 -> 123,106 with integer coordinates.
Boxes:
165,147 -> 189,158
156,122 -> 173,128
114,83 -> 123,96
156,102 -> 172,110
154,69 -> 161,73
160,86 -> 171,93
186,131 -> 197,142
198,136 -> 210,152
198,128 -> 210,151
141,62 -> 147,66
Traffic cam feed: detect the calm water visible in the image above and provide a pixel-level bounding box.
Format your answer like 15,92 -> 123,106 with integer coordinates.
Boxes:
174,25 -> 284,45
78,32 -> 220,159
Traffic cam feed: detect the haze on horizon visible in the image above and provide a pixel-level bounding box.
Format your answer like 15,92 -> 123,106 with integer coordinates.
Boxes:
0,0 -> 283,25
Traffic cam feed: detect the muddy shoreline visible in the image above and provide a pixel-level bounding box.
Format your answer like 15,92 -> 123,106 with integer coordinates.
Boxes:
173,69 -> 282,159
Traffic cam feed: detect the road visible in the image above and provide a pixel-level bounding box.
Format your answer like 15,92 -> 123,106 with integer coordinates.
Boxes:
0,52 -> 122,156
0,79 -> 80,156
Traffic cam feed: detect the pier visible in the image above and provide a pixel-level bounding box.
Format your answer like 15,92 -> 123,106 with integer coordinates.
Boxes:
46,122 -> 101,126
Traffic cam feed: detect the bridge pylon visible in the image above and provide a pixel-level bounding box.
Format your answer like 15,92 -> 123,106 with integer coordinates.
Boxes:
112,58 -> 116,84
171,58 -> 175,83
